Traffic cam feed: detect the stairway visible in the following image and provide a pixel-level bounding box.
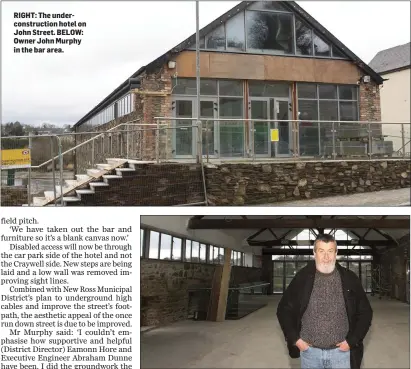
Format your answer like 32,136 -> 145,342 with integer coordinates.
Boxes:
27,158 -> 149,206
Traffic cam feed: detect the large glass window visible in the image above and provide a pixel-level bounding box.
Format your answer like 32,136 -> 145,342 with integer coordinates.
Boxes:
295,16 -> 313,55
226,12 -> 245,51
219,97 -> 244,157
160,234 -> 172,260
205,24 -> 226,50
313,33 -> 331,57
172,237 -> 182,260
149,231 -> 160,259
219,80 -> 243,96
249,81 -> 289,97
246,11 -> 293,54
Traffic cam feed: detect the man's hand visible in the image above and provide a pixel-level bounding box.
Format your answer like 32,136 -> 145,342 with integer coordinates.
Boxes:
336,340 -> 350,351
295,338 -> 310,352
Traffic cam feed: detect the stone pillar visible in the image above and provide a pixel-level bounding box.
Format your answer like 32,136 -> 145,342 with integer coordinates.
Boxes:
262,254 -> 273,294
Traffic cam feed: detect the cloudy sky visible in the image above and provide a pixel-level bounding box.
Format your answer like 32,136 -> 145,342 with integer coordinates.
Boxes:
2,1 -> 410,127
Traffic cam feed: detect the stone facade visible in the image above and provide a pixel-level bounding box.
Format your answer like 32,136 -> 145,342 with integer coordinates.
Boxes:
380,234 -> 410,302
204,160 -> 410,205
1,186 -> 28,206
66,163 -> 204,206
141,258 -> 263,326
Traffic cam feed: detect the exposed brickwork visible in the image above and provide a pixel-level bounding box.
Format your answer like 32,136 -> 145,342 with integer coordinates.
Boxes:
141,258 -> 263,326
359,81 -> 381,122
66,163 -> 205,206
1,186 -> 28,206
205,160 -> 410,205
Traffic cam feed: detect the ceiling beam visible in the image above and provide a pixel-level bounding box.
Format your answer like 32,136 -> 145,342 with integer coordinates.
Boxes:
263,248 -> 373,256
246,228 -> 267,241
248,239 -> 396,248
187,218 -> 409,229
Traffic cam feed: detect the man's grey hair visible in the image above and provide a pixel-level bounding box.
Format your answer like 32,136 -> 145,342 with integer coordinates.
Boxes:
313,233 -> 337,252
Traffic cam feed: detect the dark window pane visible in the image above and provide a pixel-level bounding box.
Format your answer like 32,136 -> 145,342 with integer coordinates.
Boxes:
332,46 -> 346,58
205,24 -> 225,50
219,98 -> 243,117
319,101 -> 338,121
226,11 -> 245,51
219,80 -> 243,96
313,33 -> 330,57
172,78 -> 197,95
319,84 -> 337,99
339,86 -> 357,100
298,83 -> 317,99
201,79 -> 217,95
246,11 -> 293,54
295,17 -> 312,55
249,81 -> 289,97
339,101 -> 358,121
248,1 -> 290,12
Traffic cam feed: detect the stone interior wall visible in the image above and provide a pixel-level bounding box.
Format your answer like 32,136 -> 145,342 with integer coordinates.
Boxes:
205,160 -> 410,205
141,259 -> 263,326
380,233 -> 410,302
1,186 -> 28,206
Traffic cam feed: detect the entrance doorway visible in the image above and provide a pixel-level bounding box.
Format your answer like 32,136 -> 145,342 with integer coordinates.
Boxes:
249,98 -> 292,157
172,98 -> 218,158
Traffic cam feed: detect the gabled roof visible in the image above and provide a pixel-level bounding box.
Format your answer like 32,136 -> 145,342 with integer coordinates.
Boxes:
369,42 -> 411,74
74,1 -> 383,128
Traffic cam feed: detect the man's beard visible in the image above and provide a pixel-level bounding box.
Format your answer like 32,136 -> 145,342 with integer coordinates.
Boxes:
316,260 -> 336,274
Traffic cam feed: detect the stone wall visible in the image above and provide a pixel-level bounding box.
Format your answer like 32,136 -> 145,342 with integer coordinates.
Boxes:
141,259 -> 263,326
66,163 -> 204,206
1,186 -> 28,206
205,160 -> 410,205
380,234 -> 410,302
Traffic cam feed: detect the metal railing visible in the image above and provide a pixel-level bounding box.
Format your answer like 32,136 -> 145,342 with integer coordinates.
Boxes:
153,117 -> 411,163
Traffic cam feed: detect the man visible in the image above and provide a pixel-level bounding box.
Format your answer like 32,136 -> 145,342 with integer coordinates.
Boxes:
277,234 -> 373,369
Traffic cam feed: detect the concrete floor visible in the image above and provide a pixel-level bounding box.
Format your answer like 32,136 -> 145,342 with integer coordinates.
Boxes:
141,295 -> 409,368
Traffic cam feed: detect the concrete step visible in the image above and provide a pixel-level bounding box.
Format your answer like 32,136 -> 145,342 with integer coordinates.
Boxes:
87,169 -> 103,177
65,179 -> 82,187
89,182 -> 109,189
102,175 -> 122,183
76,189 -> 95,196
44,191 -> 57,200
106,158 -> 128,165
96,163 -> 113,170
63,196 -> 81,203
115,168 -> 135,176
33,197 -> 47,206
75,174 -> 91,181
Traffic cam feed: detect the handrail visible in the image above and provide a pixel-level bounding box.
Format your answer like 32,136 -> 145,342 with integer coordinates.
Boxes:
31,120 -> 141,169
154,117 -> 411,125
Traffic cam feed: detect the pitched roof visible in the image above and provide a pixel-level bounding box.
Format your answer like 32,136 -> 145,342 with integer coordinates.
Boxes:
74,1 -> 383,128
369,42 -> 411,74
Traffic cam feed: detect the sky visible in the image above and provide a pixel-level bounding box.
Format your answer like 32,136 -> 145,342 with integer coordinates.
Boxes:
2,0 -> 410,127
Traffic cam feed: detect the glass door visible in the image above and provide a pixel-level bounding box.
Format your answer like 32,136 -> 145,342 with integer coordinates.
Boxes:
250,99 -> 270,157
274,99 -> 292,157
173,98 -> 195,158
200,99 -> 218,157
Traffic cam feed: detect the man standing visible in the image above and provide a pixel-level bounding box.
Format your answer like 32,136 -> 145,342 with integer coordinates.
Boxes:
277,234 -> 373,369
